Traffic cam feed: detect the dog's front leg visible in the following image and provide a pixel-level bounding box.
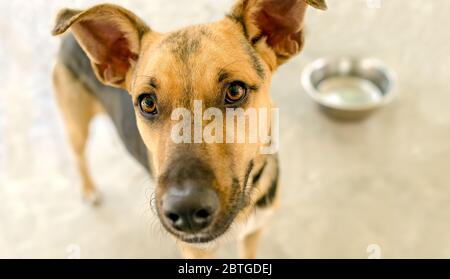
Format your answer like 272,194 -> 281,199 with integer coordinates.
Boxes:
178,242 -> 216,259
238,229 -> 263,259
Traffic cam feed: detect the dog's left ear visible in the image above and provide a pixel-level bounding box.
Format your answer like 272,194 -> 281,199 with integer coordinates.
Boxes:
229,0 -> 327,69
52,4 -> 151,89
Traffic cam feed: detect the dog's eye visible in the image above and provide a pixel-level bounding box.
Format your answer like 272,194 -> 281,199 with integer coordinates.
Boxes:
225,82 -> 247,105
139,94 -> 158,116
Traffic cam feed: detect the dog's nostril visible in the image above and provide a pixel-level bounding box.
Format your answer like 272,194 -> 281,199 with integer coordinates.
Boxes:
194,209 -> 211,221
167,212 -> 180,223
162,184 -> 219,233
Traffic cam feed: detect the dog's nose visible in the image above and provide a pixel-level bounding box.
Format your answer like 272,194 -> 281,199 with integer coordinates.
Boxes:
162,184 -> 219,233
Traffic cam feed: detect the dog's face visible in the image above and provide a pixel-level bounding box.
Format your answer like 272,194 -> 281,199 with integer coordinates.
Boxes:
53,0 -> 326,243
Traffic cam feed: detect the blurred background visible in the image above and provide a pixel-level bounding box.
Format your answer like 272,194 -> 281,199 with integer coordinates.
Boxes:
0,0 -> 449,258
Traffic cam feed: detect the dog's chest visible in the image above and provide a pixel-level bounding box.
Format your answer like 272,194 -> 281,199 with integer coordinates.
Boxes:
235,206 -> 275,240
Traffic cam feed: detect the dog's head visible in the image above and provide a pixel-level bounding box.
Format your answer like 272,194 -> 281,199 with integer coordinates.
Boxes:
52,0 -> 326,243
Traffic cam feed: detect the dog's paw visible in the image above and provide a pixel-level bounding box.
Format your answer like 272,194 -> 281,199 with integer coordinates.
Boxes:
82,190 -> 102,207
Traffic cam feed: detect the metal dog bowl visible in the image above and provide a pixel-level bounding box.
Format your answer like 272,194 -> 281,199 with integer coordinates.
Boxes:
301,57 -> 396,120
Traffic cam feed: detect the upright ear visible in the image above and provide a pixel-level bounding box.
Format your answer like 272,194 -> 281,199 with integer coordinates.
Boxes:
52,4 -> 150,88
229,0 -> 327,68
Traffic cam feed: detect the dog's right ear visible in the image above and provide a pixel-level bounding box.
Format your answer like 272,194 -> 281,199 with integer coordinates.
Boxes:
52,4 -> 150,89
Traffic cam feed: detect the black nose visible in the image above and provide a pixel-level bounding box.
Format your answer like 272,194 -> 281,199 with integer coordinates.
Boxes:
162,184 -> 219,233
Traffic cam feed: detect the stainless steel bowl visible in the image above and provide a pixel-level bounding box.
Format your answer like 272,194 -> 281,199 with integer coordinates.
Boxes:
301,57 -> 396,120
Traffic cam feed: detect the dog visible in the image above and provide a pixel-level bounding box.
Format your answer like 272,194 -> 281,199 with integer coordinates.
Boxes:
51,0 -> 327,258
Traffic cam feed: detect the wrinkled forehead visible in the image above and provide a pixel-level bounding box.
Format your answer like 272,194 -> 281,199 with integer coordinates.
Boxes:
132,21 -> 266,101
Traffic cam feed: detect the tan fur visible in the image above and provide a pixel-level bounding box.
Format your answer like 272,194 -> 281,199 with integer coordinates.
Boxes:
133,21 -> 273,201
239,229 -> 263,259
52,1 -> 326,258
52,61 -> 103,205
178,242 -> 217,259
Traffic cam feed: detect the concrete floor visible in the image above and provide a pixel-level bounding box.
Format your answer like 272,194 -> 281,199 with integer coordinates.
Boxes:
1,0 -> 449,258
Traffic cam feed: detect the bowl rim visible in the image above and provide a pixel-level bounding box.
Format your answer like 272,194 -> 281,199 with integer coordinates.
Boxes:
301,57 -> 397,111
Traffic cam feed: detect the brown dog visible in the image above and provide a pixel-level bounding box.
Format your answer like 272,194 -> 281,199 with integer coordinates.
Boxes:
51,0 -> 327,258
